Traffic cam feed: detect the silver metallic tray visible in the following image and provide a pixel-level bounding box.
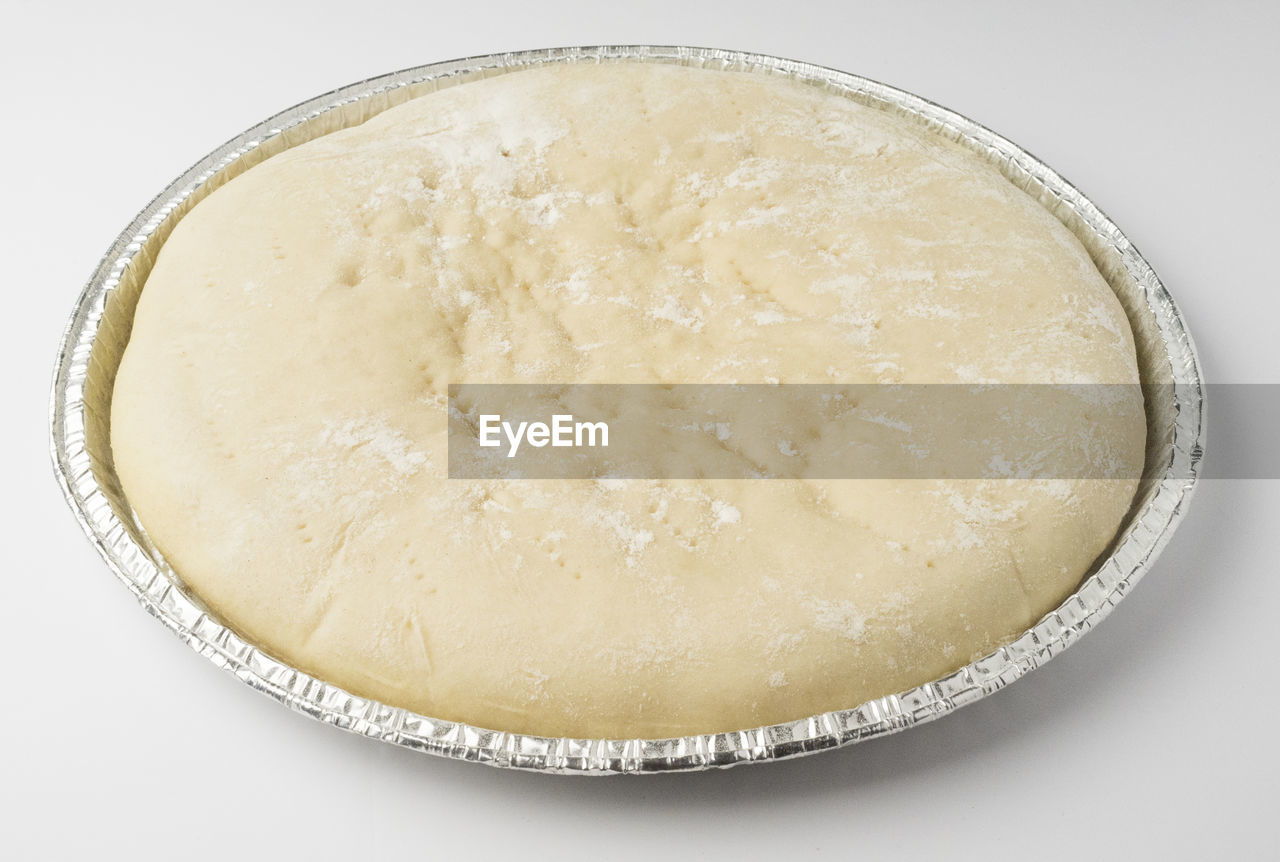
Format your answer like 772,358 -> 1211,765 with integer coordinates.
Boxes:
49,46 -> 1205,774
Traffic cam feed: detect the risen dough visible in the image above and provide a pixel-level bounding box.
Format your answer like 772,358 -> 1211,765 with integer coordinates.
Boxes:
111,62 -> 1144,738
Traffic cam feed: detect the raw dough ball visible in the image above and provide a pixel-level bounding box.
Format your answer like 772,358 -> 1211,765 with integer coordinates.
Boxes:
111,62 -> 1144,738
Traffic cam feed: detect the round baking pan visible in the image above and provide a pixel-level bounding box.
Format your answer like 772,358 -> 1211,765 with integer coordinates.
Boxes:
49,46 -> 1204,774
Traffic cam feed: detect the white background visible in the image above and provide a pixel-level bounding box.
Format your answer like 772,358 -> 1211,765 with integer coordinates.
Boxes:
5,1 -> 1277,858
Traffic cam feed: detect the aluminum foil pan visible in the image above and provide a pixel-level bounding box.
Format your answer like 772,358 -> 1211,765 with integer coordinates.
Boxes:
49,46 -> 1205,774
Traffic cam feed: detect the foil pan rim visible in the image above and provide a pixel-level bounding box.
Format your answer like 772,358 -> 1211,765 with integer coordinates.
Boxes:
49,45 -> 1205,774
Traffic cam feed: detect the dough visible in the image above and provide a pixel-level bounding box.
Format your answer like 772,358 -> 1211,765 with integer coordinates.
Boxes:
111,62 -> 1144,738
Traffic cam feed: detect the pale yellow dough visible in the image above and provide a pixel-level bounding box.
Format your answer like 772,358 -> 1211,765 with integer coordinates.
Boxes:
111,62 -> 1144,738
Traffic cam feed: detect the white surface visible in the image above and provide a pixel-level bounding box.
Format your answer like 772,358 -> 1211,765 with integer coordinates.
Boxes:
4,1 -> 1276,858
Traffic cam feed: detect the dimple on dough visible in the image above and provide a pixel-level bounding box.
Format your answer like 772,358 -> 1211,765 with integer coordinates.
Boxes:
110,62 -> 1145,738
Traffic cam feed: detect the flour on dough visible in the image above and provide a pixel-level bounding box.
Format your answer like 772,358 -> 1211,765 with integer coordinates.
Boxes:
111,62 -> 1144,738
